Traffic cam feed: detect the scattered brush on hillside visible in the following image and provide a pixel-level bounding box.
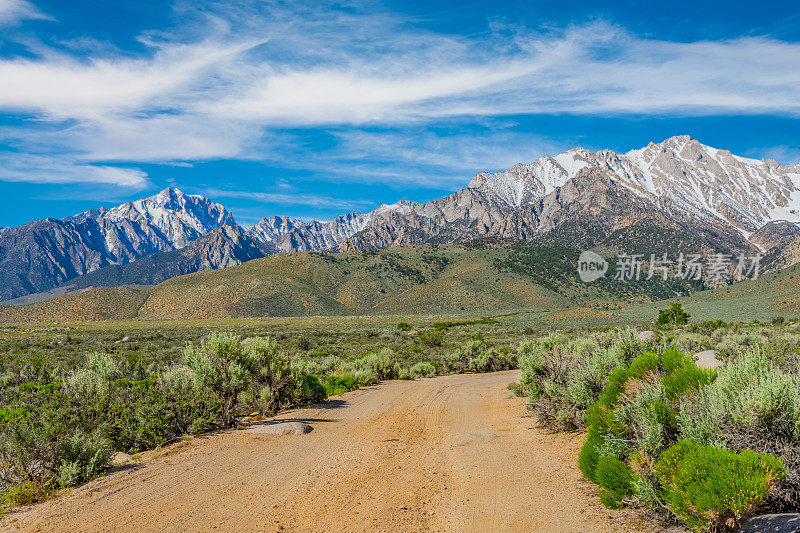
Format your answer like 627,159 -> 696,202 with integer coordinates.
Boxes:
0,241 -> 718,322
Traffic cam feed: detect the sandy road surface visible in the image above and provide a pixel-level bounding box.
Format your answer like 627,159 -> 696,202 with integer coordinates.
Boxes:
4,370 -> 645,532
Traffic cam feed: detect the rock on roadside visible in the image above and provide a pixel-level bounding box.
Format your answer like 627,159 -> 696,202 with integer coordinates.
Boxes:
693,350 -> 723,370
247,422 -> 313,435
638,330 -> 655,341
739,514 -> 800,533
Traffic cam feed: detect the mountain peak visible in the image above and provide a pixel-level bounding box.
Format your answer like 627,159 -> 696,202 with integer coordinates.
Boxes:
155,186 -> 180,200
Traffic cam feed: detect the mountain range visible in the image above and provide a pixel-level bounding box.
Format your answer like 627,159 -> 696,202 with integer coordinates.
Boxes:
2,135 -> 800,305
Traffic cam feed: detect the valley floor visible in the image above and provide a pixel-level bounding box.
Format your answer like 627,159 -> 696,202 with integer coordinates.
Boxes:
3,371 -> 646,532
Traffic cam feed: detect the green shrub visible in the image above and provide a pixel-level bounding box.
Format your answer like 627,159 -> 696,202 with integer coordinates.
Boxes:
521,329 -> 650,430
55,430 -> 112,487
351,367 -> 378,385
410,361 -> 436,379
657,303 -> 690,326
678,349 -> 800,510
578,425 -> 604,481
579,347 -> 716,515
441,339 -> 488,373
419,329 -> 444,347
293,374 -> 327,404
0,390 -> 77,488
3,480 -> 47,507
467,348 -> 517,372
324,374 -> 358,396
355,349 -> 400,380
655,441 -> 786,532
507,381 -> 524,397
184,333 -> 256,427
243,337 -> 293,415
68,352 -> 116,402
594,456 -> 634,509
0,407 -> 28,425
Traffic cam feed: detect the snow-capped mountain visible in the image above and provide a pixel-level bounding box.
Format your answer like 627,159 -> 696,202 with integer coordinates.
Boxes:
262,136 -> 799,255
3,135 -> 800,303
469,135 -> 800,233
247,201 -> 422,252
0,188 -> 237,301
247,216 -> 304,244
67,188 -> 236,260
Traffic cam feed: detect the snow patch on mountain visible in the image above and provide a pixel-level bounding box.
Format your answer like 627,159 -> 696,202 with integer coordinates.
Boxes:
466,135 -> 800,234
100,188 -> 235,248
247,215 -> 304,243
64,187 -> 237,261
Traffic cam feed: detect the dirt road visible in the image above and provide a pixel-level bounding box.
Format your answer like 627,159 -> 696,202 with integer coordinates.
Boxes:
4,371 -> 645,532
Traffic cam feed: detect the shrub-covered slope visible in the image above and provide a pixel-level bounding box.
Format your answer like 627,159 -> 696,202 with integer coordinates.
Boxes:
0,242 -> 701,322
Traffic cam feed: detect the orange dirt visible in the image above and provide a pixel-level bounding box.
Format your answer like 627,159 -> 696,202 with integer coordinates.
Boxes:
3,370 -> 646,532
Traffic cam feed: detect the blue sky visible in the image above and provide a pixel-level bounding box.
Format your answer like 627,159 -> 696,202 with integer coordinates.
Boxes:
0,0 -> 799,227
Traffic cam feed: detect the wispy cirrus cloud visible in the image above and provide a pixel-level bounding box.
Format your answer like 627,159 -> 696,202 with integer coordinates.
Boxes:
199,188 -> 374,211
1,0 -> 800,193
0,0 -> 50,27
0,153 -> 149,188
744,145 -> 800,165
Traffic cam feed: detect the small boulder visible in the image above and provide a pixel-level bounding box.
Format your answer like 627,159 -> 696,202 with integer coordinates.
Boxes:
247,422 -> 313,435
739,514 -> 800,533
694,350 -> 723,370
638,330 -> 655,341
112,452 -> 132,466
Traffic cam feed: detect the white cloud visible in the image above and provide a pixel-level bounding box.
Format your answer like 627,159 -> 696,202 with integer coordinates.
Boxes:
0,40 -> 257,120
279,128 -> 570,189
1,2 -> 799,189
2,13 -> 799,127
0,153 -> 149,188
744,145 -> 800,165
0,0 -> 50,27
200,188 -> 374,211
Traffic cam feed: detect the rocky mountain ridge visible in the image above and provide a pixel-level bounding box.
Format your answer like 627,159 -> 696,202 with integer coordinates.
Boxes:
2,135 -> 799,303
0,189 -> 238,300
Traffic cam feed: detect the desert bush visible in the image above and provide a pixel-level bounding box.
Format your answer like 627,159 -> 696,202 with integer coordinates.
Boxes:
324,374 -> 358,396
687,319 -> 727,336
578,349 -> 717,523
351,367 -> 378,385
678,349 -> 800,510
521,329 -> 648,429
409,361 -> 436,378
110,376 -> 220,451
673,332 -> 708,353
184,333 -> 256,427
655,441 -> 785,532
565,336 -> 799,530
242,337 -> 293,415
507,381 -> 524,397
0,386 -> 113,502
55,430 -> 113,487
291,372 -> 327,405
467,347 -> 517,372
419,329 -> 444,347
441,339 -> 486,373
3,480 -> 49,507
347,349 -> 399,381
594,455 -> 634,509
